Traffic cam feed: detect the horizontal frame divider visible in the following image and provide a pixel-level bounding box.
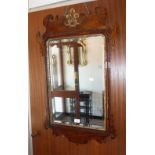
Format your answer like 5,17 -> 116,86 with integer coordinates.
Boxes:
51,90 -> 78,98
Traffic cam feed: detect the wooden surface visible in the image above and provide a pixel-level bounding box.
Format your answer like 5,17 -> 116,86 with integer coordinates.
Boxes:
29,0 -> 126,154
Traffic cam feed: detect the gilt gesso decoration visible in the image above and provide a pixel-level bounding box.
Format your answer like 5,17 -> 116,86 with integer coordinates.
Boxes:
78,39 -> 87,66
66,39 -> 87,66
37,6 -> 117,144
64,8 -> 80,27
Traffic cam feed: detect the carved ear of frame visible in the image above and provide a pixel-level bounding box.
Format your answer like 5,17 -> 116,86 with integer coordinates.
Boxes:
36,31 -> 45,56
66,39 -> 87,66
110,22 -> 118,51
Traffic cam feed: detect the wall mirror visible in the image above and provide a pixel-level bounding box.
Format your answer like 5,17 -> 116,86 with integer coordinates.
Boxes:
38,6 -> 116,144
47,34 -> 106,130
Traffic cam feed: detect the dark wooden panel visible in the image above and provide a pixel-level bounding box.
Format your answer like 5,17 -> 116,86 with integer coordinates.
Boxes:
51,90 -> 77,98
29,0 -> 126,155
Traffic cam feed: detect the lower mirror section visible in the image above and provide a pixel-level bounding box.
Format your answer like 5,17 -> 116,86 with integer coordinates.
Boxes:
50,97 -> 105,130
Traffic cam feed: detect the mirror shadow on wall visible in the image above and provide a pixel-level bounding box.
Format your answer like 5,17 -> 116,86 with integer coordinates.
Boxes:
46,34 -> 106,130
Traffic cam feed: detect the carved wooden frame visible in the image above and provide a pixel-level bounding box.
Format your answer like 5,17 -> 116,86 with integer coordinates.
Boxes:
37,6 -> 116,144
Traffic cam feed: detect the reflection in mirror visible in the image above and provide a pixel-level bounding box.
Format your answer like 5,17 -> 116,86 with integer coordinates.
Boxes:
79,36 -> 105,124
49,43 -> 75,90
51,97 -> 76,124
49,45 -> 62,90
47,34 -> 106,130
62,45 -> 75,90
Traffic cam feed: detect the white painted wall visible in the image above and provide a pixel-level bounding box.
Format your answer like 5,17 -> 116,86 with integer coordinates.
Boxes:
29,0 -> 65,9
79,35 -> 105,116
63,35 -> 105,116
29,0 -> 96,12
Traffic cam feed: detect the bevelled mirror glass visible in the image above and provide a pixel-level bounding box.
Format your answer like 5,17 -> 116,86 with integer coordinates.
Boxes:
46,34 -> 107,130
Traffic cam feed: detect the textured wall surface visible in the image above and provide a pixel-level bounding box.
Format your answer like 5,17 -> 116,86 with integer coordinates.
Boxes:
28,0 -> 126,154
29,0 -> 95,11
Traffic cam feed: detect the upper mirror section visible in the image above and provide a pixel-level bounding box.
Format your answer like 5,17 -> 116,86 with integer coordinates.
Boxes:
46,34 -> 106,130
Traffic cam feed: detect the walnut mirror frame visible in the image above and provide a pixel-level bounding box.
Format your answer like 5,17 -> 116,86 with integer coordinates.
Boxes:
37,6 -> 116,144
